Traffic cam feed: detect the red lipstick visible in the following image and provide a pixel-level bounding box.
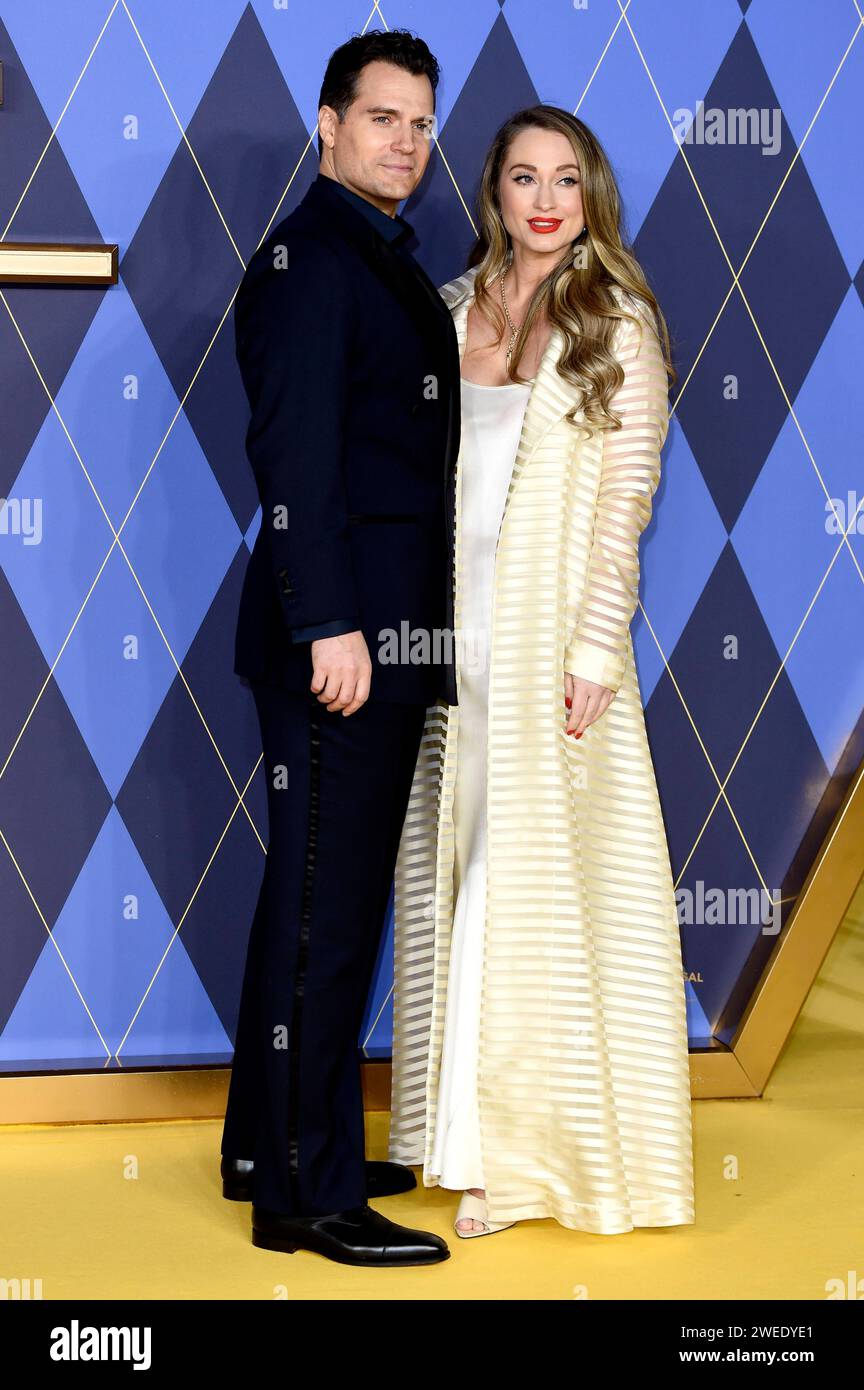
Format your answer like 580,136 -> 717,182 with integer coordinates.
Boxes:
527,218 -> 563,234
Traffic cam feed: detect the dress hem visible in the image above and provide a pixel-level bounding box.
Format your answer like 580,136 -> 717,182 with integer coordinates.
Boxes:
416,1169 -> 694,1233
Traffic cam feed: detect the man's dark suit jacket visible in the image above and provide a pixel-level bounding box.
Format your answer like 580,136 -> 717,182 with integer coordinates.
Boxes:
233,172 -> 460,705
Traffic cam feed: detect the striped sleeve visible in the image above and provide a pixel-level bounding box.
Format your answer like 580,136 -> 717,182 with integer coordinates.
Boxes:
564,301 -> 669,693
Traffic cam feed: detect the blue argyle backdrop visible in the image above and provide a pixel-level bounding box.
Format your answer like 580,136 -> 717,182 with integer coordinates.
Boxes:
1,0 -> 862,1075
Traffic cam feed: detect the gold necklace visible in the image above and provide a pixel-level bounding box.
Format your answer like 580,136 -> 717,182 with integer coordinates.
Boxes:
500,270 -> 521,371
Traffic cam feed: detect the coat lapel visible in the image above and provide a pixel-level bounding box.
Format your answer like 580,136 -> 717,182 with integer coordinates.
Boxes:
443,266 -> 577,491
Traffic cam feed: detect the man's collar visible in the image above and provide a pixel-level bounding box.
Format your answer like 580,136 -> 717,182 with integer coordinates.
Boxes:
313,173 -> 414,248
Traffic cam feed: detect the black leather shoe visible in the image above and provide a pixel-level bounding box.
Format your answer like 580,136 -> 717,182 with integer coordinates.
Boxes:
251,1203 -> 449,1265
221,1156 -> 417,1201
366,1160 -> 417,1198
221,1156 -> 254,1200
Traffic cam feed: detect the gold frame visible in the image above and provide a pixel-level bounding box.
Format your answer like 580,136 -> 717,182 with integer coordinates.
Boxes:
691,749 -> 864,1098
0,242 -> 118,284
0,1059 -> 393,1124
2,753 -> 861,1122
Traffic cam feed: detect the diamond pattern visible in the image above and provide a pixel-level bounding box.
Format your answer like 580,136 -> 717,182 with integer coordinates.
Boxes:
1,0 -> 862,1071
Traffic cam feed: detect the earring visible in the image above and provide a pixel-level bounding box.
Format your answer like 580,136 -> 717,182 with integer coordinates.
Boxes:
572,226 -> 588,265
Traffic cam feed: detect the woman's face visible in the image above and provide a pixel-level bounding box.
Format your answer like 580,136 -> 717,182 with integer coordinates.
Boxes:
497,127 -> 585,263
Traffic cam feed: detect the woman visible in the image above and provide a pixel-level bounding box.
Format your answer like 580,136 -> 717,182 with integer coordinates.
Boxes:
389,106 -> 694,1238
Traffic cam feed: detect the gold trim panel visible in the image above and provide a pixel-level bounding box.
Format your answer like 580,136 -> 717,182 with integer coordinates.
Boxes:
0,1053 -> 744,1124
0,1061 -> 393,1125
0,242 -> 118,284
732,755 -> 864,1094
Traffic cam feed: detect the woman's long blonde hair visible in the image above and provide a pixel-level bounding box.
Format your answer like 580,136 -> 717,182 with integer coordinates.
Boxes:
467,105 -> 676,435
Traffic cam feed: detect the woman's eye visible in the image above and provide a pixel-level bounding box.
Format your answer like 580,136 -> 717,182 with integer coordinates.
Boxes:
513,173 -> 579,185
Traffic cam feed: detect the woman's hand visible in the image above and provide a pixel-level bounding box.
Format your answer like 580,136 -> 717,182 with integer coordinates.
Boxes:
563,670 -> 614,738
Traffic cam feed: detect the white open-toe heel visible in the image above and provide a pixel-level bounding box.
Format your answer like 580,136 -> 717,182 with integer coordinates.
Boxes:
454,1190 -> 516,1239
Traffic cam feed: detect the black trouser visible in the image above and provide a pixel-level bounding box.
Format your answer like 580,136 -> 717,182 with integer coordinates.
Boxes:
221,680 -> 427,1216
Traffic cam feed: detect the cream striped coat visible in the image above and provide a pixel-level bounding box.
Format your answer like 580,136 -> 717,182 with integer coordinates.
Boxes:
388,265 -> 695,1233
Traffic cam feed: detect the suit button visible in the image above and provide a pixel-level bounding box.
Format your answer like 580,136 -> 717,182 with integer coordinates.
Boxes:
411,403 -> 420,415
277,567 -> 294,597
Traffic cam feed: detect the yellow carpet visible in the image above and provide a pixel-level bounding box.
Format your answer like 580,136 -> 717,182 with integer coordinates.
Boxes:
3,879 -> 861,1301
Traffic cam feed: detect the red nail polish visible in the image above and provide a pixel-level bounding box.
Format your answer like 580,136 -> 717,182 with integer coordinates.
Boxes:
564,697 -> 572,708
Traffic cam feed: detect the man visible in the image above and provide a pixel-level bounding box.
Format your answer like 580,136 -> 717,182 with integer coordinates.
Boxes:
221,30 -> 460,1266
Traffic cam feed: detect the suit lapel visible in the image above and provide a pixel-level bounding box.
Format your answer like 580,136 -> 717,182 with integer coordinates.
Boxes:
301,177 -> 449,355
304,181 -> 459,481
299,179 -> 463,489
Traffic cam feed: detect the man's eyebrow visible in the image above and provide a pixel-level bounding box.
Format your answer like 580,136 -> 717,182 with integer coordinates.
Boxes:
364,106 -> 434,119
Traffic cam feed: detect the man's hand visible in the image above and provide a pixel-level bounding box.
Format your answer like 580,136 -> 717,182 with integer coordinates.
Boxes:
310,630 -> 372,715
563,669 -> 614,737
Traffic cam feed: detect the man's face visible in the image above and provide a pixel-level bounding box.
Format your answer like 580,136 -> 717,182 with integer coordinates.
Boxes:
319,59 -> 436,213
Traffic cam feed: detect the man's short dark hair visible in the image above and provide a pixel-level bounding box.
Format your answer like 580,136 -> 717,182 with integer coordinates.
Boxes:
318,29 -> 440,128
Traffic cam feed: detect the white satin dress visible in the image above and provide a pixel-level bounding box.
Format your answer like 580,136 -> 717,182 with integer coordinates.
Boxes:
429,374 -> 534,1190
